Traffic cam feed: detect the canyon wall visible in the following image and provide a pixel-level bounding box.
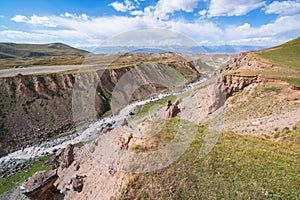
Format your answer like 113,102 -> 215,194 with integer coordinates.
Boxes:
0,60 -> 199,154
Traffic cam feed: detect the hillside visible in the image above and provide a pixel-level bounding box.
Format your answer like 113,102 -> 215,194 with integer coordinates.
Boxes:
0,43 -> 89,69
255,37 -> 300,71
0,42 -> 88,58
221,37 -> 300,88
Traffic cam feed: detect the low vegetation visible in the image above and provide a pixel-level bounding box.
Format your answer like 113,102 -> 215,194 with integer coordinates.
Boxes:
118,119 -> 300,199
0,55 -> 86,70
0,42 -> 89,70
133,95 -> 177,119
225,83 -> 298,123
255,37 -> 300,71
0,156 -> 52,196
252,37 -> 300,87
130,118 -> 190,153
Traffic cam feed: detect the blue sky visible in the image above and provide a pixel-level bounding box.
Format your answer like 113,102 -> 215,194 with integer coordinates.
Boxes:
1,0 -> 300,48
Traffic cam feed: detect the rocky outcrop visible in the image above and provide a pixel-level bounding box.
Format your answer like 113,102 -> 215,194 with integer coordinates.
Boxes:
221,53 -> 263,97
71,174 -> 85,192
166,99 -> 181,118
118,133 -> 133,150
52,140 -> 130,200
22,170 -> 63,200
222,74 -> 261,97
56,144 -> 75,170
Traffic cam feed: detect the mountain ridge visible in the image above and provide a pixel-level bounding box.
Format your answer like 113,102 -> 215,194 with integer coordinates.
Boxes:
0,42 -> 89,59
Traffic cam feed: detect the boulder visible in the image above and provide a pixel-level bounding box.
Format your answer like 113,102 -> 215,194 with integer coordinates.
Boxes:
57,144 -> 74,169
166,99 -> 181,118
71,174 -> 85,192
118,133 -> 133,150
23,169 -> 63,200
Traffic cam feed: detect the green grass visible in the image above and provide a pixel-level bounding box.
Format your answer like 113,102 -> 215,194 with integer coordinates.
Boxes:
47,129 -> 75,141
0,55 -> 86,70
130,118 -> 185,153
225,83 -> 296,123
255,37 -> 300,71
118,119 -> 300,199
0,155 -> 52,196
0,42 -> 89,69
102,109 -> 113,117
262,86 -> 281,94
133,95 -> 177,119
283,77 -> 300,87
75,140 -> 93,148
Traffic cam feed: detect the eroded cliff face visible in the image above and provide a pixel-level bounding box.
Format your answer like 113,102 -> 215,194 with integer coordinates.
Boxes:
222,74 -> 261,97
0,73 -> 75,155
221,53 -> 264,97
0,59 -> 199,155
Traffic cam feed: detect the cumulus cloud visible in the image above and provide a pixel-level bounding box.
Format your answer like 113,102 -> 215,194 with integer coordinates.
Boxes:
224,14 -> 300,45
11,14 -> 57,27
130,0 -> 201,19
11,14 -> 28,22
153,0 -> 201,19
110,0 -> 136,12
6,12 -> 223,47
130,10 -> 144,16
208,0 -> 264,17
199,9 -> 207,16
264,0 -> 300,16
61,12 -> 89,20
6,9 -> 300,47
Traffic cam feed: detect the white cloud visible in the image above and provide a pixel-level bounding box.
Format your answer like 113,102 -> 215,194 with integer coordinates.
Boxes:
0,30 -> 53,41
264,0 -> 300,16
238,23 -> 251,30
11,15 -> 28,22
224,14 -> 300,45
110,0 -> 136,12
153,0 -> 201,19
199,9 -> 207,16
29,15 -> 58,27
61,12 -> 89,20
130,10 -> 144,16
129,0 -> 201,20
208,0 -> 265,17
6,12 -> 223,47
6,10 -> 300,48
11,14 -> 57,27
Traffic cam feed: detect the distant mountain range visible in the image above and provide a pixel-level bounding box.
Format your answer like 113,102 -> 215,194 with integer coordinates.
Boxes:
0,42 -> 267,58
85,45 -> 267,54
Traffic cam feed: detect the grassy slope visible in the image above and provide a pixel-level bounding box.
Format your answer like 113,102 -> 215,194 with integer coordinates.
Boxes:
255,37 -> 300,71
0,42 -> 89,69
253,37 -> 300,87
226,37 -> 300,87
0,42 -> 89,58
118,119 -> 300,200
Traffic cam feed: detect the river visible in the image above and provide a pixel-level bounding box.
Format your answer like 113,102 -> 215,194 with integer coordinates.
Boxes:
0,76 -> 210,171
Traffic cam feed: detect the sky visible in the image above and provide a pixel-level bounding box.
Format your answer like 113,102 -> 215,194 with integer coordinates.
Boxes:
1,0 -> 300,49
